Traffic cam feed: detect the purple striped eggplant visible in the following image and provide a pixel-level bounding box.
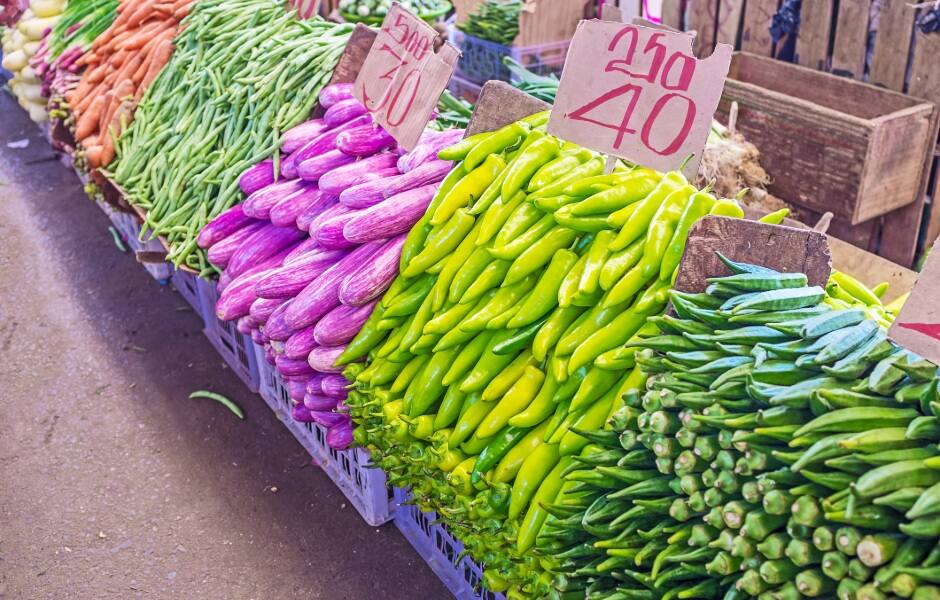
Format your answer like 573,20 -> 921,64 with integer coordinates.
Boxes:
206,221 -> 267,269
286,377 -> 308,402
197,204 -> 258,249
313,301 -> 376,346
239,159 -> 275,195
320,374 -> 349,400
305,374 -> 326,395
317,152 -> 400,194
296,194 -> 339,232
220,243 -> 298,293
269,186 -> 333,229
282,114 -> 372,179
283,241 -> 383,330
342,184 -> 436,243
225,224 -> 307,280
297,149 -> 358,182
336,123 -> 395,157
323,97 -> 367,128
339,236 -> 405,306
281,118 -> 328,154
284,237 -> 320,264
309,410 -> 347,428
307,203 -> 352,238
255,249 -> 347,299
236,315 -> 257,334
292,403 -> 316,423
284,326 -> 317,360
215,269 -> 270,321
303,393 -> 337,411
397,129 -> 464,172
276,355 -> 316,378
335,158 -> 449,209
318,82 -> 354,108
261,299 -> 294,342
316,210 -> 361,250
242,179 -> 309,219
326,421 -> 353,449
249,297 -> 284,323
307,345 -> 347,373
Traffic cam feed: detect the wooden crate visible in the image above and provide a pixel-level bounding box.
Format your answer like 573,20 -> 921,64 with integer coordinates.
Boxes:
453,0 -> 591,46
717,53 -> 935,224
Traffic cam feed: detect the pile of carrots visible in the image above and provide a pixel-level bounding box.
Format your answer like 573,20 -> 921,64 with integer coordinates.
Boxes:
66,0 -> 190,168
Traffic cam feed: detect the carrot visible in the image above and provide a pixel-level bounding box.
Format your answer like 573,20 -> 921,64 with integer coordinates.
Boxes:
132,52 -> 152,84
101,100 -> 134,167
80,134 -> 99,150
75,95 -> 107,140
121,22 -> 168,51
139,39 -> 174,93
171,0 -> 190,11
125,0 -> 159,28
97,91 -> 117,139
86,145 -> 103,169
113,54 -> 143,88
74,81 -> 107,114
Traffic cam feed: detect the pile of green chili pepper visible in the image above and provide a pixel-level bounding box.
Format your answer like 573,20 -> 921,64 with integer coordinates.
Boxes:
339,113 -> 753,597
457,0 -> 523,45
109,0 -> 352,273
542,256 -> 940,600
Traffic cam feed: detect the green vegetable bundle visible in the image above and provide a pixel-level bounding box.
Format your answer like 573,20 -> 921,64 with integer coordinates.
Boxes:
49,0 -> 118,58
544,256 -> 939,600
340,113 -> 752,597
110,0 -> 352,273
457,0 -> 522,45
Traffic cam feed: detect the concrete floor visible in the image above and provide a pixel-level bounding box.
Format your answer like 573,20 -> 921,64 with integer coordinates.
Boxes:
0,93 -> 447,599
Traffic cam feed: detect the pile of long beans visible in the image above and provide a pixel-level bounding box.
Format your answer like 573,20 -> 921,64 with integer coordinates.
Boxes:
110,0 -> 352,273
543,258 -> 940,600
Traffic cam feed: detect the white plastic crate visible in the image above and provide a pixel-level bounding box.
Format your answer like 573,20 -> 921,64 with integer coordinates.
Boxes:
171,268 -> 203,315
252,342 -> 394,526
196,277 -> 260,392
109,210 -> 173,283
393,488 -> 505,600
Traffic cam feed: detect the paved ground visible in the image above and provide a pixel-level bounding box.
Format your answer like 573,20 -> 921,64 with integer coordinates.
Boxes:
0,93 -> 447,600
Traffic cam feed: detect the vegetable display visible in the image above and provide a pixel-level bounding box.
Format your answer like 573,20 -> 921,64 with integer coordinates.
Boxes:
2,0 -> 66,122
540,258 -> 940,600
198,83 -> 463,449
457,0 -> 522,45
341,114 -> 753,596
337,0 -> 450,21
110,0 -> 353,272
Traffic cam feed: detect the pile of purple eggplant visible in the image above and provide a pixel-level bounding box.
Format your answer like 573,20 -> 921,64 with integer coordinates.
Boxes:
195,82 -> 462,449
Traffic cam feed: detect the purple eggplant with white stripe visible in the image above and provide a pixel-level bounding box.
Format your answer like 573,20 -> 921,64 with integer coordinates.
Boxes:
339,235 -> 406,306
197,204 -> 259,249
224,224 -> 307,280
238,159 -> 275,195
336,123 -> 395,156
342,184 -> 437,243
318,82 -> 354,108
313,301 -> 376,346
322,97 -> 368,128
307,345 -> 347,373
317,151 -> 400,194
280,118 -> 328,154
255,249 -> 347,299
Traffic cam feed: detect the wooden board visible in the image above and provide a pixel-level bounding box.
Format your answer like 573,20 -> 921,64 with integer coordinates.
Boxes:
880,25 -> 940,266
830,0 -> 871,80
927,156 -> 940,249
740,0 -> 777,55
659,0 -> 683,30
465,81 -> 549,137
715,0 -> 744,45
795,0 -> 834,71
869,0 -> 915,92
687,0 -> 717,54
719,53 -> 934,225
673,216 -> 832,293
328,24 -> 376,85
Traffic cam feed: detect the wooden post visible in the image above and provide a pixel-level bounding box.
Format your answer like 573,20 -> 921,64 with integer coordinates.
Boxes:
687,0 -> 718,54
660,0 -> 684,30
830,0 -> 871,80
795,0 -> 834,71
740,0 -> 778,55
715,0 -> 745,46
869,0 -> 916,91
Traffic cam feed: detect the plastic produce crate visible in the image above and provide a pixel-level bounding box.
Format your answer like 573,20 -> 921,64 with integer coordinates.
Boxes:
452,29 -> 569,86
196,277 -> 260,392
448,74 -> 483,104
171,268 -> 203,315
109,210 -> 174,283
252,343 -> 394,526
393,488 -> 505,600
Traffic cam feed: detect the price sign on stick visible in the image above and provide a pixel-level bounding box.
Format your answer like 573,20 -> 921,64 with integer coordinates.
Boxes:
547,20 -> 731,179
888,243 -> 940,364
354,3 -> 460,150
289,0 -> 321,19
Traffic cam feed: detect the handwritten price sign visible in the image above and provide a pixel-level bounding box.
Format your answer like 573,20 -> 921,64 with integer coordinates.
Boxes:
354,3 -> 460,150
888,242 -> 940,364
547,20 -> 732,178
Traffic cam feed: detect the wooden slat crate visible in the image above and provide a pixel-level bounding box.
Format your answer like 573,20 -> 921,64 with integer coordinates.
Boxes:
680,0 -> 940,267
717,53 -> 935,224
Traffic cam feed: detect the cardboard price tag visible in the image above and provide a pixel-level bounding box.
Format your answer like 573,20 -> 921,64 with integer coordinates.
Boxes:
354,3 -> 460,150
547,20 -> 731,179
888,243 -> 940,364
289,0 -> 321,19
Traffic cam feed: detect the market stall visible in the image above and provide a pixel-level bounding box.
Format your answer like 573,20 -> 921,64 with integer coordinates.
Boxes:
3,1 -> 940,598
